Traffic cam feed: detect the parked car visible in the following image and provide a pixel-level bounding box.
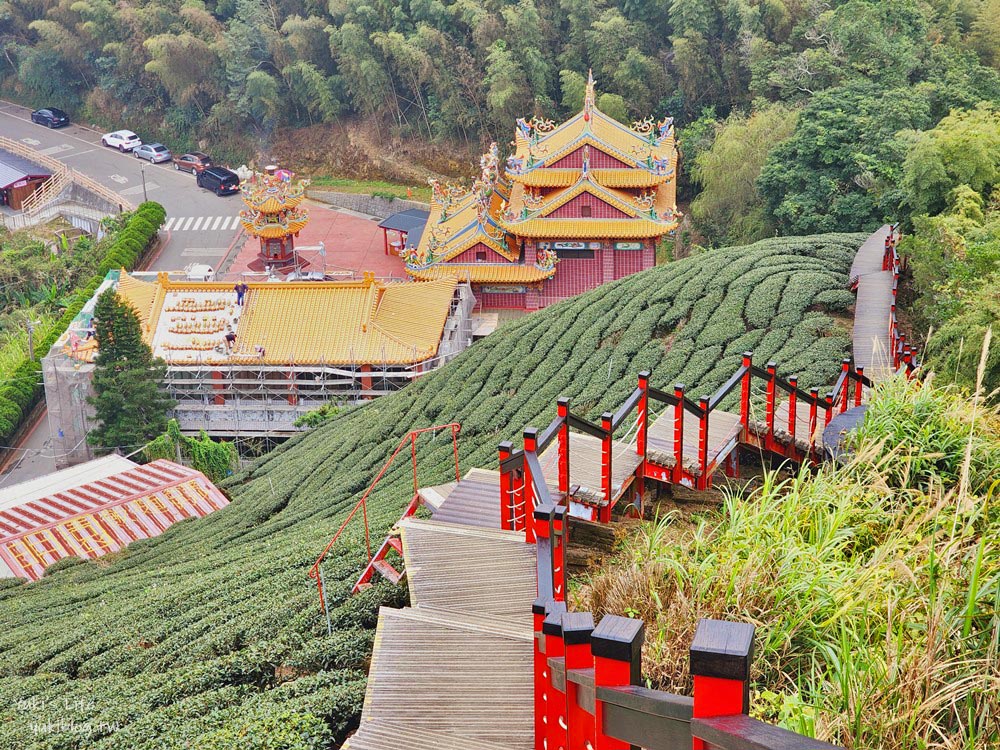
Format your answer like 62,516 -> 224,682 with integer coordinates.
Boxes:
101,130 -> 142,152
197,166 -> 241,196
173,152 -> 213,174
30,108 -> 70,128
134,143 -> 172,163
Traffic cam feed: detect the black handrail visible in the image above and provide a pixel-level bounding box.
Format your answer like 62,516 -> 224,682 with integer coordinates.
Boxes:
567,412 -> 606,440
648,385 -> 680,406
707,366 -> 747,411
611,387 -> 643,430
536,414 -> 564,454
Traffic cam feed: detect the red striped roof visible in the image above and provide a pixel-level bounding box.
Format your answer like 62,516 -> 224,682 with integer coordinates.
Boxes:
0,459 -> 229,581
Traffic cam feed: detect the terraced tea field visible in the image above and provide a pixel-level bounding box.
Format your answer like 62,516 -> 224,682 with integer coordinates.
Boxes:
0,233 -> 863,749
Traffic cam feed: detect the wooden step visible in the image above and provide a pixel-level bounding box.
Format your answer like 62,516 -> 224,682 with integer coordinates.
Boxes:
361,606 -> 533,748
344,719 -> 512,750
373,559 -> 405,585
399,518 -> 537,629
431,471 -> 502,529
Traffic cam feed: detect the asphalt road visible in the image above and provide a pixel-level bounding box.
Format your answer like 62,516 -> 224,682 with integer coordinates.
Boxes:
0,99 -> 244,272
0,100 -> 246,488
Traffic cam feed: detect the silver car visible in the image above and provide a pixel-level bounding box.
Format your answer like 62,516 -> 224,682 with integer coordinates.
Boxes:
134,143 -> 172,163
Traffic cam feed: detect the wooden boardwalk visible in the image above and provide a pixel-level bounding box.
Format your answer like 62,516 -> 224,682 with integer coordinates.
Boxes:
851,225 -> 895,382
345,517 -> 536,750
537,433 -> 642,505
646,407 -> 741,474
430,469 -> 502,528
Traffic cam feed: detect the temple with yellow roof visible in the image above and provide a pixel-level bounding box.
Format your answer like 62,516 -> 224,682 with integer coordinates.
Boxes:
404,72 -> 679,309
42,269 -> 474,462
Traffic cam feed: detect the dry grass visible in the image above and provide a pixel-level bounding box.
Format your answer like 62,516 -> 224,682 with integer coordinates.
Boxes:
581,356 -> 1000,748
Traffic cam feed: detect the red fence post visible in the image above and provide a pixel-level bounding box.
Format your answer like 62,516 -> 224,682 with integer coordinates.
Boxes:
637,372 -> 650,460
533,598 -> 561,750
690,619 -> 755,750
523,428 -> 538,543
698,396 -> 710,490
542,606 -> 568,750
855,366 -> 864,407
592,614 -> 644,750
563,612 -> 596,750
839,358 -> 851,414
808,387 -> 819,450
765,362 -> 777,441
499,441 -> 514,531
673,384 -> 685,482
739,352 -> 752,434
824,392 -> 834,427
557,397 -> 570,497
787,376 -> 798,445
599,412 -> 613,522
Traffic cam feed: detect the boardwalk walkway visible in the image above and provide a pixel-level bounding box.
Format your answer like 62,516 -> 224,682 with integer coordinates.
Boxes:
851,225 -> 895,381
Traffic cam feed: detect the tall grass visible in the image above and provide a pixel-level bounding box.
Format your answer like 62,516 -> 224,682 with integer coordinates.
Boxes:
584,373 -> 1000,749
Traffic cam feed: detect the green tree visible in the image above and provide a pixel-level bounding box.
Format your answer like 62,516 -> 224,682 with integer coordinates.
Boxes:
145,419 -> 238,482
691,103 -> 799,245
900,104 -> 1000,217
87,289 -> 173,453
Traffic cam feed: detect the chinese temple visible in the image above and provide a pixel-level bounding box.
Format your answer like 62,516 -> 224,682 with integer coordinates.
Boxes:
240,167 -> 310,271
405,72 -> 679,310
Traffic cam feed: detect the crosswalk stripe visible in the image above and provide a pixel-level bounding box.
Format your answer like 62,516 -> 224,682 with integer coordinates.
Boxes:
222,216 -> 235,230
191,217 -> 204,231
211,216 -> 223,230
164,217 -> 175,230
180,217 -> 194,231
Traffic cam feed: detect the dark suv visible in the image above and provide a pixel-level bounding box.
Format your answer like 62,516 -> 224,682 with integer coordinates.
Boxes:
197,167 -> 240,196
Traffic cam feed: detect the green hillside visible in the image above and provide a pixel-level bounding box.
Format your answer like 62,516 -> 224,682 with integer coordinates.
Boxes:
0,233 -> 863,749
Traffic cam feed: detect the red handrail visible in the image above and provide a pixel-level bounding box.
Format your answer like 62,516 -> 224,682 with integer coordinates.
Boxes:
308,422 -> 461,608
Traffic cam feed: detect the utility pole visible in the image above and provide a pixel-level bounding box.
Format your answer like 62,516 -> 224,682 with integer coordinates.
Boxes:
26,319 -> 40,360
141,162 -> 148,203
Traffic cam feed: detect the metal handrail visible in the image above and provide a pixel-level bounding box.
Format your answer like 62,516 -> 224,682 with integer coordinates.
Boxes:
308,422 -> 461,610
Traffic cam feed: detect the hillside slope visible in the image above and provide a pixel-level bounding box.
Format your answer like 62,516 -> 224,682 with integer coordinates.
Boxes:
0,233 -> 863,749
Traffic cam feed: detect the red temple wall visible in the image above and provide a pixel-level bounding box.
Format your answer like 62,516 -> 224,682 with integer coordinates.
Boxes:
450,243 -> 510,264
548,193 -> 629,219
613,243 -> 655,278
550,147 -> 629,170
475,288 -> 526,310
539,252 -> 605,306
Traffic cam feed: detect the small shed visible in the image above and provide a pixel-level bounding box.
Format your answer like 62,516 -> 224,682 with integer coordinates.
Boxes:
0,152 -> 51,210
378,209 -> 429,256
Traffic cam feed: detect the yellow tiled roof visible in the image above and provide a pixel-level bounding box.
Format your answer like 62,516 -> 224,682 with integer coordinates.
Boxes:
407,264 -> 555,283
517,168 -> 666,188
507,217 -> 679,239
505,178 -> 645,223
417,189 -> 517,263
231,278 -> 458,365
241,217 -> 309,239
116,272 -> 166,343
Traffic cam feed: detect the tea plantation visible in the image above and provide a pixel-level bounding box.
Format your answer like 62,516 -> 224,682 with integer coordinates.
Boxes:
0,233 -> 863,750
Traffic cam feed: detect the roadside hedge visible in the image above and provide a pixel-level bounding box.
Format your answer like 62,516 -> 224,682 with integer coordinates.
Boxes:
0,202 -> 165,445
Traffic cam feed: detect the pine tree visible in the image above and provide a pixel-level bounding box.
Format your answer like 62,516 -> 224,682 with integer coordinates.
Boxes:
87,289 -> 174,453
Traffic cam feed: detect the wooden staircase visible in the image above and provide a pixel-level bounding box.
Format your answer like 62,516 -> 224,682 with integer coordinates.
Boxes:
344,517 -> 537,750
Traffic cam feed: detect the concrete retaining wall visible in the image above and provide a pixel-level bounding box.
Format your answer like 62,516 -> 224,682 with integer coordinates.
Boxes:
307,189 -> 429,219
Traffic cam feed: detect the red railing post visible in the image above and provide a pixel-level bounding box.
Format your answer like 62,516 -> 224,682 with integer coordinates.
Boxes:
839,358 -> 851,413
765,362 -> 777,439
824,392 -> 834,427
599,412 -> 613,522
411,433 -> 419,494
739,352 -> 752,434
563,612 -> 596,750
808,387 -> 819,449
698,396 -> 710,489
593,615 -> 644,750
673,384 -> 685,482
532,598 -> 556,750
557,397 -> 570,496
499,441 -> 514,531
452,424 -> 461,481
637,372 -> 650,459
542,607 -> 567,750
523,428 -> 538,543
855,366 -> 864,407
787,375 -> 798,444
898,333 -> 907,372
691,619 -> 754,750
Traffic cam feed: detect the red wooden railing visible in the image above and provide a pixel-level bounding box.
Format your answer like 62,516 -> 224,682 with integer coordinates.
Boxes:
308,423 -> 461,614
884,225 -> 918,373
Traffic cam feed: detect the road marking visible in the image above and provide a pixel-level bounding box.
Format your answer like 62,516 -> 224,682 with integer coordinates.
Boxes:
109,174 -> 128,184
180,247 -> 229,256
211,216 -> 223,230
164,218 -> 175,230
121,181 -> 159,196
180,217 -> 194,231
191,217 -> 204,231
161,216 -> 241,232
37,144 -> 73,156
59,149 -> 96,159
21,138 -> 40,146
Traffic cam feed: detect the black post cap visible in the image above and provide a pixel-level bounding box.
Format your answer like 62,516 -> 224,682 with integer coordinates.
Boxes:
557,396 -> 570,407
689,619 -> 755,681
542,601 -> 569,636
592,614 -> 644,663
638,370 -> 651,378
675,383 -> 685,391
533,596 -> 552,616
499,440 -> 514,452
561,612 -> 595,645
534,504 -> 567,522
524,426 -> 538,440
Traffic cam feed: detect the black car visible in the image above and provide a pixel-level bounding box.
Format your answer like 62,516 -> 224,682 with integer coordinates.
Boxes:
30,108 -> 70,128
197,167 -> 240,196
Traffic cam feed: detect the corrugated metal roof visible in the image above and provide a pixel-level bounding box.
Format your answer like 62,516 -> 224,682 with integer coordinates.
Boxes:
0,152 -> 51,189
0,455 -> 137,512
0,459 -> 230,581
